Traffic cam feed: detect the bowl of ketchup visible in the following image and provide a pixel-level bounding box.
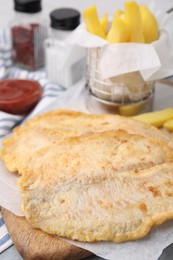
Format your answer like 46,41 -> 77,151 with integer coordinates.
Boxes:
0,79 -> 42,115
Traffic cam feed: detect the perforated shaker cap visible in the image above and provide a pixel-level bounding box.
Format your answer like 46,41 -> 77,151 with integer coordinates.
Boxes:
50,8 -> 80,31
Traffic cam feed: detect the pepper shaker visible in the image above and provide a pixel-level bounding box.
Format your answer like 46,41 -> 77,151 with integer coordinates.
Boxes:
10,0 -> 47,70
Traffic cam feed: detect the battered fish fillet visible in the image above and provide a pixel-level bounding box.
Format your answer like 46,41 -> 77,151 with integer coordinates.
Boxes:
1,110 -> 173,243
1,110 -> 171,173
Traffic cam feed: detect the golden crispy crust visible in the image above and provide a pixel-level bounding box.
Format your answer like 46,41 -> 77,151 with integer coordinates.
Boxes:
0,109 -> 171,173
20,163 -> 173,243
1,109 -> 173,243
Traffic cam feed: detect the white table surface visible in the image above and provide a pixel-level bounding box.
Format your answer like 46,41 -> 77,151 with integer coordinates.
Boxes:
1,1 -> 173,259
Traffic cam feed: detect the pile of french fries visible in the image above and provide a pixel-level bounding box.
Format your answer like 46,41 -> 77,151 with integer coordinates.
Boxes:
132,108 -> 173,132
83,1 -> 158,43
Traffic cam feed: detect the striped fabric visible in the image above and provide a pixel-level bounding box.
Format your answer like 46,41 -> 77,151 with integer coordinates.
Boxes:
0,211 -> 13,252
0,113 -> 23,139
0,28 -> 12,79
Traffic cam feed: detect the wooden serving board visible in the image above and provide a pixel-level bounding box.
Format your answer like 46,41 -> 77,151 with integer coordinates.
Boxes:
1,208 -> 93,260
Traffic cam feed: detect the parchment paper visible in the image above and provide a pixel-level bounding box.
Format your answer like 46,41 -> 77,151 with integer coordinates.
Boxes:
1,81 -> 173,260
68,4 -> 173,81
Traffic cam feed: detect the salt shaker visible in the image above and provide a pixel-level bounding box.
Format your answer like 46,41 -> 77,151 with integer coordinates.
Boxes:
45,8 -> 85,88
10,0 -> 47,70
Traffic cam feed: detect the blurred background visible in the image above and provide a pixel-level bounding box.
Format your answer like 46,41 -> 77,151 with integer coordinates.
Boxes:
0,0 -> 172,28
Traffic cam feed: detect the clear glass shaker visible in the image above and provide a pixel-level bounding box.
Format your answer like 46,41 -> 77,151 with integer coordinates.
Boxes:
10,0 -> 47,70
45,8 -> 85,88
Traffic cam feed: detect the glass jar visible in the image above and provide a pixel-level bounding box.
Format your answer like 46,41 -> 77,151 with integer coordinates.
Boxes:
10,0 -> 47,70
45,8 -> 85,88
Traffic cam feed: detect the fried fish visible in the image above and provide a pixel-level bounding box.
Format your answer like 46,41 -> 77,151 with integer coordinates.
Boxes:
1,110 -> 173,243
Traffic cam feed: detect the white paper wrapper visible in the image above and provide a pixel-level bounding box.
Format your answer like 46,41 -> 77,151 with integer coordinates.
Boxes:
1,82 -> 173,260
66,222 -> 173,260
0,160 -> 22,216
69,5 -> 173,81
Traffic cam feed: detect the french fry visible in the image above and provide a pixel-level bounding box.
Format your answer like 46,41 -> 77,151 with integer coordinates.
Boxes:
114,10 -> 127,25
163,119 -> 173,132
83,5 -> 105,38
100,12 -> 108,35
140,5 -> 158,43
114,10 -> 124,19
83,2 -> 158,44
119,102 -> 145,116
132,108 -> 173,127
124,1 -> 144,43
106,17 -> 130,43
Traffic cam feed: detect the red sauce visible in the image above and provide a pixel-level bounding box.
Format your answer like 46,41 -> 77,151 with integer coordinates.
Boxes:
0,79 -> 42,115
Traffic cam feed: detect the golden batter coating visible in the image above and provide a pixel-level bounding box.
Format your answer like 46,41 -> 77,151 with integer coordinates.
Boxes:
1,110 -> 173,243
1,109 -> 171,173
